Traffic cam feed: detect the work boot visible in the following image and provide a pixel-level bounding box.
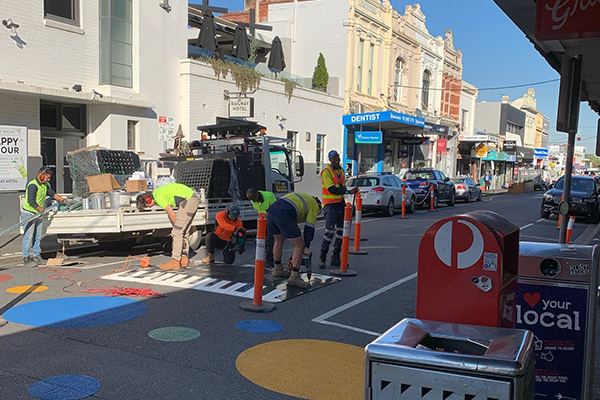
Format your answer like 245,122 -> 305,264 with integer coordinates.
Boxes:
159,258 -> 181,271
287,269 -> 310,288
272,263 -> 290,279
202,253 -> 215,264
180,256 -> 189,268
23,257 -> 37,268
32,254 -> 44,264
317,253 -> 327,269
330,256 -> 341,269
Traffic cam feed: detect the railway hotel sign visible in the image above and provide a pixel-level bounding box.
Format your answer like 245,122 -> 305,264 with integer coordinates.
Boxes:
229,98 -> 254,118
536,0 -> 600,40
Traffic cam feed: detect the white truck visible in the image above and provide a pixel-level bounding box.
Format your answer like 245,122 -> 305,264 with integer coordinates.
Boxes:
45,128 -> 304,252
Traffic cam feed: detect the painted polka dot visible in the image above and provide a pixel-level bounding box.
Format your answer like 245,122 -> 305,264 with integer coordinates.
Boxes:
148,327 -> 201,342
2,296 -> 147,328
0,274 -> 12,283
28,374 -> 100,400
6,285 -> 48,294
235,319 -> 282,334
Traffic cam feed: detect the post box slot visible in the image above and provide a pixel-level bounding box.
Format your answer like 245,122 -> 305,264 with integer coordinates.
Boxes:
417,334 -> 489,355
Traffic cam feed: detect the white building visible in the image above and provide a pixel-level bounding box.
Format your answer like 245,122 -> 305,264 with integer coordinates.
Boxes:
0,0 -> 343,230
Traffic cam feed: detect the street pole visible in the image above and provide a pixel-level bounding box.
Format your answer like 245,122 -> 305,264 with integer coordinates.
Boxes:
558,55 -> 583,244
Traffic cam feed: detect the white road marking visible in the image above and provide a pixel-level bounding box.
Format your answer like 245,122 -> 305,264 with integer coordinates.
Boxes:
520,223 -> 534,230
317,320 -> 381,336
536,218 -> 545,222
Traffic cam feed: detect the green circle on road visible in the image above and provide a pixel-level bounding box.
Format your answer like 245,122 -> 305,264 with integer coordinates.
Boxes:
148,327 -> 201,342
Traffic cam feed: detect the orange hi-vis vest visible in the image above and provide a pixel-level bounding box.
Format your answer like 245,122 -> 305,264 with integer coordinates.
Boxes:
321,165 -> 345,205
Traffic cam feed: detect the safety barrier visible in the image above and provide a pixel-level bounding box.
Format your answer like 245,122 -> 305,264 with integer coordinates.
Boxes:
331,202 -> 357,276
566,216 -> 576,244
239,214 -> 275,312
558,193 -> 564,229
401,185 -> 406,218
430,183 -> 435,211
349,193 -> 368,255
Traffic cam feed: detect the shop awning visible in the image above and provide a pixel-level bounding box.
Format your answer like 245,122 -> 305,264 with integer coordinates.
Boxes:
458,134 -> 500,143
342,110 -> 425,131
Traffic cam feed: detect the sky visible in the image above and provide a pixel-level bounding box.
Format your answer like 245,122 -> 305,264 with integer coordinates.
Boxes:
191,0 -> 599,151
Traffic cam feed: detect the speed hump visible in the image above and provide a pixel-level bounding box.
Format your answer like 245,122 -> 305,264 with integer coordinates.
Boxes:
416,210 -> 520,327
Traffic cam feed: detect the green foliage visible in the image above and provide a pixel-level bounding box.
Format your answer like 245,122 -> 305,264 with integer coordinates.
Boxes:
312,52 -> 329,91
587,153 -> 600,168
202,56 -> 262,92
249,38 -> 258,63
280,77 -> 298,103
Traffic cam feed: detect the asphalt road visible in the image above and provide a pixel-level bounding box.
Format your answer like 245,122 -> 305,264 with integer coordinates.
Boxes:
0,192 -> 598,400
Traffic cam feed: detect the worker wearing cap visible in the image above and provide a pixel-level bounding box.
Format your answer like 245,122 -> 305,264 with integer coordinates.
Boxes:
246,187 -> 276,268
136,183 -> 199,270
21,167 -> 65,267
202,204 -> 245,264
267,192 -> 322,288
318,150 -> 357,269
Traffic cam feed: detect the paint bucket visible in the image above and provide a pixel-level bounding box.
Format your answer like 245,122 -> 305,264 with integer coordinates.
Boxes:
89,193 -> 107,210
82,197 -> 91,210
109,191 -> 129,209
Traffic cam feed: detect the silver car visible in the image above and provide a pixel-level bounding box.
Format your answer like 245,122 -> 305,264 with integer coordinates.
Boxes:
345,173 -> 416,216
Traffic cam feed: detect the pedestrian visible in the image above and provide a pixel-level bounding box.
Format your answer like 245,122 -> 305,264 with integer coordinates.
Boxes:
246,188 -> 276,268
202,204 -> 245,264
21,167 -> 65,267
136,182 -> 200,270
484,171 -> 493,191
318,150 -> 358,269
267,192 -> 322,288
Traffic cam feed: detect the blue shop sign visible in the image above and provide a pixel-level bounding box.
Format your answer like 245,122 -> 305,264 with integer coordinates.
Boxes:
534,148 -> 549,158
342,111 -> 425,127
355,131 -> 382,144
424,122 -> 449,135
481,151 -> 507,161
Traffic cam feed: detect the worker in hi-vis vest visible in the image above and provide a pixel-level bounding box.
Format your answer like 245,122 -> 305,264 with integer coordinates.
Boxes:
21,167 -> 65,267
318,150 -> 357,269
246,188 -> 276,268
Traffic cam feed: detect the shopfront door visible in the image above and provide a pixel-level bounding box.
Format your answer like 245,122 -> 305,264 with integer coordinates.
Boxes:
41,137 -> 81,194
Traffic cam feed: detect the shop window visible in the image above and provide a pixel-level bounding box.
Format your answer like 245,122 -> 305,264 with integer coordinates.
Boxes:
45,0 -> 79,25
422,70 -> 431,111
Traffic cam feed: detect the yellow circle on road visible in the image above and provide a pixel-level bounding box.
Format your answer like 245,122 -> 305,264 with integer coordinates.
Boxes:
6,285 -> 48,293
236,339 -> 364,400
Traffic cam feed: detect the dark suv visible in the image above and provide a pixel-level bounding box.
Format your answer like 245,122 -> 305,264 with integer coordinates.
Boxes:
541,175 -> 600,222
402,169 -> 456,208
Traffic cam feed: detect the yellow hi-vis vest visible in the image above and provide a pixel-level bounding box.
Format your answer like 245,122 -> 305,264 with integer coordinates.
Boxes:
321,165 -> 345,205
23,179 -> 48,214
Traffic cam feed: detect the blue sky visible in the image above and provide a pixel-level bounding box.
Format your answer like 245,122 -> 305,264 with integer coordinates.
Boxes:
192,0 -> 598,150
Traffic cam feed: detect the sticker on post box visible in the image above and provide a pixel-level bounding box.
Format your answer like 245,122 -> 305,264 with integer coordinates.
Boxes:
471,276 -> 492,292
483,252 -> 498,271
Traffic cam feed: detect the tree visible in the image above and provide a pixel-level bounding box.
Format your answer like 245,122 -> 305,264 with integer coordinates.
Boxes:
587,153 -> 600,168
312,52 -> 329,91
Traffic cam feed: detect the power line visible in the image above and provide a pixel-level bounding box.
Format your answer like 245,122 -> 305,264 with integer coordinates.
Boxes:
398,78 -> 560,92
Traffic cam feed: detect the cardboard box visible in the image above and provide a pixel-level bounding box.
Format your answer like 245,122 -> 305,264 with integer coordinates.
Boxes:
126,179 -> 148,192
86,173 -> 122,193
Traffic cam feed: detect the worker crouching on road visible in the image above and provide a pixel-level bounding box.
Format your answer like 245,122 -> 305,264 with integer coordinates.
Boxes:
202,204 -> 245,264
267,192 -> 322,288
319,150 -> 357,269
246,188 -> 276,268
136,183 -> 199,270
21,167 -> 65,267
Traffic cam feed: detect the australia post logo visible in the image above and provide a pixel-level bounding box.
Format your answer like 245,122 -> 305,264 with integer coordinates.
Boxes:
433,219 -> 484,269
517,292 -> 581,331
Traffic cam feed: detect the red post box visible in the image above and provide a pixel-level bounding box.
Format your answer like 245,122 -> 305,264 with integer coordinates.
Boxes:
417,210 -> 519,327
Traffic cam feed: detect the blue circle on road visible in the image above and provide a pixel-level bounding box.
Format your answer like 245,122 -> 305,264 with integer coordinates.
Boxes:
28,374 -> 100,400
3,296 -> 147,328
236,319 -> 282,334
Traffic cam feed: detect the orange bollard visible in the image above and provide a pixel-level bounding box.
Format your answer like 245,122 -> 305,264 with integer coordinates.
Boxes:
239,214 -> 275,312
349,193 -> 368,255
401,185 -> 406,218
430,183 -> 435,211
331,202 -> 357,276
566,216 -> 576,244
558,194 -> 564,229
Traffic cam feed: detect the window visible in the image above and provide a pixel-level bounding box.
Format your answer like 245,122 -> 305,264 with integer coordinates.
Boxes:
269,149 -> 291,181
127,120 -> 138,150
461,109 -> 468,132
100,0 -> 133,87
394,58 -> 404,102
357,39 -> 364,92
422,70 -> 431,110
367,44 -> 374,95
40,101 -> 86,132
45,0 -> 79,25
316,134 -> 325,174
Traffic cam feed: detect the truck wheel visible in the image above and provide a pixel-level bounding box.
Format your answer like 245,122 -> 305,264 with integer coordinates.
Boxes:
187,226 -> 203,251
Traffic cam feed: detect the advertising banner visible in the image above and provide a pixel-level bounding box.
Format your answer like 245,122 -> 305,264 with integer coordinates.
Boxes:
0,126 -> 28,192
436,138 -> 447,155
355,131 -> 382,144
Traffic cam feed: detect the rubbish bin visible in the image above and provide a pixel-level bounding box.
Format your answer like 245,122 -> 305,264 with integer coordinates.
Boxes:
517,242 -> 599,400
364,318 -> 535,400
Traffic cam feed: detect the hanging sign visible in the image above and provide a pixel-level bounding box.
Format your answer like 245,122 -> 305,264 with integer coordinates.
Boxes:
503,140 -> 516,151
229,98 -> 254,118
475,143 -> 489,157
0,126 -> 28,192
401,137 -> 428,146
536,0 -> 600,40
355,131 -> 382,144
436,138 -> 448,155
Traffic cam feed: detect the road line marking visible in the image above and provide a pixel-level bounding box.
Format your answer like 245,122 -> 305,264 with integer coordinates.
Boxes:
520,223 -> 534,230
584,222 -> 600,245
316,320 -> 381,336
312,272 -> 417,323
536,218 -> 545,222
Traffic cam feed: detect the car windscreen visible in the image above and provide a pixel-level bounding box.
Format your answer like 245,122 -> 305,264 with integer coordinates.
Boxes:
452,178 -> 466,183
554,177 -> 594,193
347,177 -> 379,187
404,171 -> 435,180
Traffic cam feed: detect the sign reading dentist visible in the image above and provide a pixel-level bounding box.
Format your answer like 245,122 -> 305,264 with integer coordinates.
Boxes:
355,131 -> 382,144
0,125 -> 28,192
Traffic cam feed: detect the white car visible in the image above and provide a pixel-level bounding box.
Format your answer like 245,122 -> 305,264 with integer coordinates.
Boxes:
345,173 -> 417,216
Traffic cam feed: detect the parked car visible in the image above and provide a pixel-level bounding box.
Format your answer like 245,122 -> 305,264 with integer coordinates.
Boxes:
345,173 -> 417,216
541,175 -> 600,222
402,169 -> 456,208
451,177 -> 482,202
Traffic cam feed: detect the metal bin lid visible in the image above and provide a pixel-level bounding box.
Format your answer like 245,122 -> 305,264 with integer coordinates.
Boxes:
365,318 -> 534,377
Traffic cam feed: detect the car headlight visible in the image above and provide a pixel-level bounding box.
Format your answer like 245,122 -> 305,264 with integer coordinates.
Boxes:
584,197 -> 597,203
543,194 -> 553,201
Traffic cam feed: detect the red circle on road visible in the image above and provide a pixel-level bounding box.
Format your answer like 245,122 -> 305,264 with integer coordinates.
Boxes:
0,275 -> 12,283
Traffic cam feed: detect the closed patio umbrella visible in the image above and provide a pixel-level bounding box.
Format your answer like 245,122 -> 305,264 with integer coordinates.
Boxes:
196,9 -> 218,52
232,25 -> 251,61
268,36 -> 286,72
